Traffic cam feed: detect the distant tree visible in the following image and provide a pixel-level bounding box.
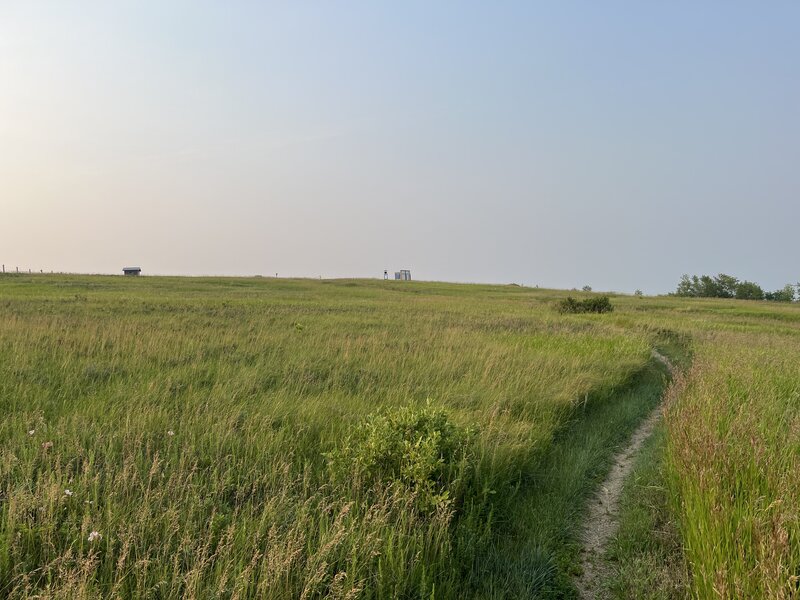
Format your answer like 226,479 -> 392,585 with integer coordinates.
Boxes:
697,275 -> 722,298
673,273 -> 797,302
715,274 -> 739,298
765,284 -> 795,302
675,275 -> 695,297
634,289 -> 643,297
735,281 -> 764,300
582,285 -> 592,292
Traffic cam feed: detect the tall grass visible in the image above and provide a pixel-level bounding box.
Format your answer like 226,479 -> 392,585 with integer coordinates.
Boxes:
664,333 -> 800,599
606,424 -> 690,599
9,276 -> 797,598
0,275 -> 651,598
616,294 -> 800,598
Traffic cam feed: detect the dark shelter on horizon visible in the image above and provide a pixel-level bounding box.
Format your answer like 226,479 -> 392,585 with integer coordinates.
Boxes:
122,267 -> 142,276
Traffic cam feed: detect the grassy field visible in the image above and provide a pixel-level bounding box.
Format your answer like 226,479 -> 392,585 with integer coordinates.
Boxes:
664,329 -> 800,598
612,297 -> 800,599
1,275 -> 799,598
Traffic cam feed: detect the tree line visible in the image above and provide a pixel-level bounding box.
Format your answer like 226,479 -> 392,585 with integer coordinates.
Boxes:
674,274 -> 798,301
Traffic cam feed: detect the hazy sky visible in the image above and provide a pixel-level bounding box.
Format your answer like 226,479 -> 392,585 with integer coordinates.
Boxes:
2,2 -> 798,293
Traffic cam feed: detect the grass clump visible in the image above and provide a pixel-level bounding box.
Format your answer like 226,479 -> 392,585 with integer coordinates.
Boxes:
557,295 -> 614,314
327,403 -> 477,515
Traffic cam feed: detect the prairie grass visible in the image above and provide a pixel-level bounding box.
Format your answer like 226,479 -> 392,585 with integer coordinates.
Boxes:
605,425 -> 689,599
612,295 -> 800,599
0,275 -> 652,598
475,356 -> 671,598
5,276 -> 799,598
664,332 -> 800,599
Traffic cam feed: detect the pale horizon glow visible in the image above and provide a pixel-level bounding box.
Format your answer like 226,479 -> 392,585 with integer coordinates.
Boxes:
2,2 -> 799,293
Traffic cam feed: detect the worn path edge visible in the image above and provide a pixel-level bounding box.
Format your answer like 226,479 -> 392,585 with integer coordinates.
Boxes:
574,349 -> 675,599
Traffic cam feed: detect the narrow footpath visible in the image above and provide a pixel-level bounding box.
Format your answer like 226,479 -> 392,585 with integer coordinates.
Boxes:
575,350 -> 675,599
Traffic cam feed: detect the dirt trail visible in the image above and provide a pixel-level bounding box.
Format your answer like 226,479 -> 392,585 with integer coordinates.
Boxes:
575,350 -> 674,599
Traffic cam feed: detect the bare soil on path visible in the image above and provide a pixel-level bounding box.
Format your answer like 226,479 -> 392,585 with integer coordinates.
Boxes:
575,350 -> 674,599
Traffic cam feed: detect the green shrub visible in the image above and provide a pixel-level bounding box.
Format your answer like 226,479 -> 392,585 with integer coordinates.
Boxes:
327,403 -> 477,514
557,296 -> 614,314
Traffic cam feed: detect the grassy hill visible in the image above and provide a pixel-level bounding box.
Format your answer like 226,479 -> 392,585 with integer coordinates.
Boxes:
1,275 -> 798,598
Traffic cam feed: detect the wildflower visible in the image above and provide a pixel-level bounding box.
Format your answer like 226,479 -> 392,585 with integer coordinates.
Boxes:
167,430 -> 175,436
28,429 -> 35,436
64,489 -> 74,497
84,500 -> 93,505
42,441 -> 53,450
87,531 -> 102,542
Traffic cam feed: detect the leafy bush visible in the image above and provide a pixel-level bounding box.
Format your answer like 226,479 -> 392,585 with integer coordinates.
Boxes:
557,296 -> 614,314
327,403 -> 477,514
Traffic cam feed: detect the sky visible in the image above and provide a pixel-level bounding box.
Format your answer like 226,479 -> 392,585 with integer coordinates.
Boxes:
2,2 -> 799,293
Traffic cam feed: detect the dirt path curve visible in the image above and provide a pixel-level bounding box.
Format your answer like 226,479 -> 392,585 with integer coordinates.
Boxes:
575,349 -> 674,599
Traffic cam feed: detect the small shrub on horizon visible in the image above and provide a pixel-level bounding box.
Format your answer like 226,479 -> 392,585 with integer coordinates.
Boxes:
557,296 -> 614,314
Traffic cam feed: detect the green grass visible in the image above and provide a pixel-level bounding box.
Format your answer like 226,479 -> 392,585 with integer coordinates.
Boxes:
613,294 -> 800,599
664,333 -> 800,599
0,275 -> 654,599
3,274 -> 800,599
603,332 -> 692,600
605,425 -> 689,599
472,355 -> 671,598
